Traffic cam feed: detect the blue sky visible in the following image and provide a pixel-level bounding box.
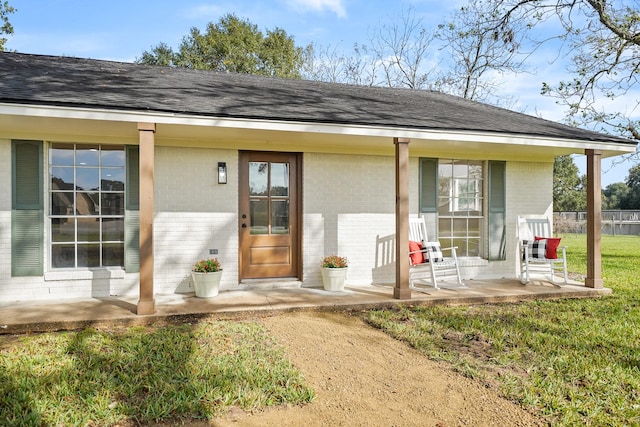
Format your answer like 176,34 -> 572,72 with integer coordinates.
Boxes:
5,0 -> 637,186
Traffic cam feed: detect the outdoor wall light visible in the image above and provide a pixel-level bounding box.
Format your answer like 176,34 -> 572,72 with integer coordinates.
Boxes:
218,162 -> 227,184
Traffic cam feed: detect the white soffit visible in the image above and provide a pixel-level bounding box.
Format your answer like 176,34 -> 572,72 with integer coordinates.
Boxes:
1,103 -> 636,158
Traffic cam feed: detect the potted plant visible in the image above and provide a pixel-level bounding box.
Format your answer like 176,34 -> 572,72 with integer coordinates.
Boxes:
191,258 -> 222,298
321,255 -> 348,291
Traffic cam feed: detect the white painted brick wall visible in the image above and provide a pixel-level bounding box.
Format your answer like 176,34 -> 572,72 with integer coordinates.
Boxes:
303,153 -> 401,286
0,140 -> 555,301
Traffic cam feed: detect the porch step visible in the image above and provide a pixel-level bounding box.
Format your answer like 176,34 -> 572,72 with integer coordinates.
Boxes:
238,278 -> 303,290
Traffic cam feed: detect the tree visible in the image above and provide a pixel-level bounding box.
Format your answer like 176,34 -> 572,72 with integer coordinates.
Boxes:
138,14 -> 306,79
602,182 -> 629,210
487,0 -> 640,153
0,1 -> 15,51
435,0 -> 527,103
553,155 -> 586,211
367,6 -> 437,89
622,164 -> 640,209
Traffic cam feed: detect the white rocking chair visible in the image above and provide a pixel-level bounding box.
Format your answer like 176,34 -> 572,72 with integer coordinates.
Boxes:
517,215 -> 568,286
408,216 -> 464,290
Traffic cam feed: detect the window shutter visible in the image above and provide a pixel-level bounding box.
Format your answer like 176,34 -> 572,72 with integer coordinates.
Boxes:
419,158 -> 438,239
125,146 -> 140,272
488,161 -> 506,260
12,140 -> 44,276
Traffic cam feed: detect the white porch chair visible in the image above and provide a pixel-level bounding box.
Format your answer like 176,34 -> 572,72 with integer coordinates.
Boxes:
408,216 -> 464,290
517,215 -> 568,286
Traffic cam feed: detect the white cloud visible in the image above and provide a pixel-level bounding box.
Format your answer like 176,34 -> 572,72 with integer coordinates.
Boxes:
286,0 -> 347,18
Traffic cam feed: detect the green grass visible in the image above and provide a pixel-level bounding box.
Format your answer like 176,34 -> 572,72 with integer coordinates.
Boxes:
0,320 -> 314,426
364,234 -> 640,426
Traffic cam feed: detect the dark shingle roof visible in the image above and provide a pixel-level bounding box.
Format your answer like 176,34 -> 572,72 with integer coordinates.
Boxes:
0,51 -> 633,145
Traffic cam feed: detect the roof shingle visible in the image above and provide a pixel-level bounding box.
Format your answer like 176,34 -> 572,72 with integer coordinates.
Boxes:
0,51 -> 633,145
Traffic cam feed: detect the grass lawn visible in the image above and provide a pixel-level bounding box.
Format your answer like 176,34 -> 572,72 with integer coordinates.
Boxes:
364,234 -> 640,426
0,320 -> 314,426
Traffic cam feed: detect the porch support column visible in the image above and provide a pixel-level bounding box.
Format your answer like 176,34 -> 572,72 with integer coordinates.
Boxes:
394,137 -> 411,299
585,149 -> 603,289
137,122 -> 156,315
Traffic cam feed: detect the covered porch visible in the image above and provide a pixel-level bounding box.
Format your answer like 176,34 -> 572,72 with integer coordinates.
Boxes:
1,279 -> 610,334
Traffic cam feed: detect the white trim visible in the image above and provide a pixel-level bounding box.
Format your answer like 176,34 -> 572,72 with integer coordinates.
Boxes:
1,103 -> 635,154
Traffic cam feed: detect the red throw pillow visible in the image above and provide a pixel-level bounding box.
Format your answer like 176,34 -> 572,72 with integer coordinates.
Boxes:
409,241 -> 424,265
535,236 -> 561,259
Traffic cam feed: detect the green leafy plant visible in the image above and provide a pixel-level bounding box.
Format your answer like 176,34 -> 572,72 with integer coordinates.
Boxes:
322,255 -> 348,268
193,258 -> 222,273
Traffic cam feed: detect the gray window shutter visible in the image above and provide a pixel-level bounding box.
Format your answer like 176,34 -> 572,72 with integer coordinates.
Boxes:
419,158 -> 438,239
12,140 -> 44,276
125,146 -> 140,272
488,161 -> 506,260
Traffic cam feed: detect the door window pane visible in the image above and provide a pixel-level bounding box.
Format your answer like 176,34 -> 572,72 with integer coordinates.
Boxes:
270,163 -> 289,196
249,162 -> 268,196
250,199 -> 269,234
271,200 -> 290,234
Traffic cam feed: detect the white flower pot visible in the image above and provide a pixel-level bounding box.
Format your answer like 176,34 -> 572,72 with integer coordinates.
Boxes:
191,270 -> 222,298
321,267 -> 348,291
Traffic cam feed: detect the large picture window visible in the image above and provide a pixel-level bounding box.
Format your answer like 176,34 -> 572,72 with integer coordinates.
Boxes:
50,143 -> 126,268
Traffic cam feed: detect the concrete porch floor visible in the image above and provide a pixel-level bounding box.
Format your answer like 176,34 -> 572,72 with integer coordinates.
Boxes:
0,279 -> 611,334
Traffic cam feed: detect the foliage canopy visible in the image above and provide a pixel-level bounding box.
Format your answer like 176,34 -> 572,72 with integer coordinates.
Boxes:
138,13 -> 306,79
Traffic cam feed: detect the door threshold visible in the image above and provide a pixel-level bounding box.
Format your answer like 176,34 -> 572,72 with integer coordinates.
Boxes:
239,278 -> 303,290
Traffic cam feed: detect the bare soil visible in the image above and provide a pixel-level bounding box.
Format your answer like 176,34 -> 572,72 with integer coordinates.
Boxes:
212,311 -> 544,427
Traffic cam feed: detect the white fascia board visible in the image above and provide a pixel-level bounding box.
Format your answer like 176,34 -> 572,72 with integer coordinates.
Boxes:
1,103 -> 636,154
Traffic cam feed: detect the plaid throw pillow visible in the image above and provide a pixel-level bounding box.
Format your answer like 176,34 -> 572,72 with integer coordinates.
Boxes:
423,242 -> 443,263
525,239 -> 547,259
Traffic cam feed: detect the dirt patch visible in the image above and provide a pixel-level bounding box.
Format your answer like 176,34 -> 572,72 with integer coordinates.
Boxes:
212,311 -> 544,426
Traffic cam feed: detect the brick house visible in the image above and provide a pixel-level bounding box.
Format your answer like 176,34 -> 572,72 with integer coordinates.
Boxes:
0,52 -> 635,312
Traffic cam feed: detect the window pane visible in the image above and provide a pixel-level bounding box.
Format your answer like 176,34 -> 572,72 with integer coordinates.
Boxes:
250,199 -> 268,234
271,200 -> 289,234
101,169 -> 125,191
76,192 -> 99,215
77,217 -> 100,242
76,146 -> 99,166
51,167 -> 74,189
438,218 -> 452,238
52,244 -> 75,268
50,144 -> 75,166
76,167 -> 99,191
468,218 -> 482,237
102,218 -> 124,241
51,192 -> 74,216
249,162 -> 268,196
101,193 -> 124,216
101,146 -> 125,167
270,163 -> 289,196
77,244 -> 100,267
103,243 -> 124,266
52,219 -> 75,242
